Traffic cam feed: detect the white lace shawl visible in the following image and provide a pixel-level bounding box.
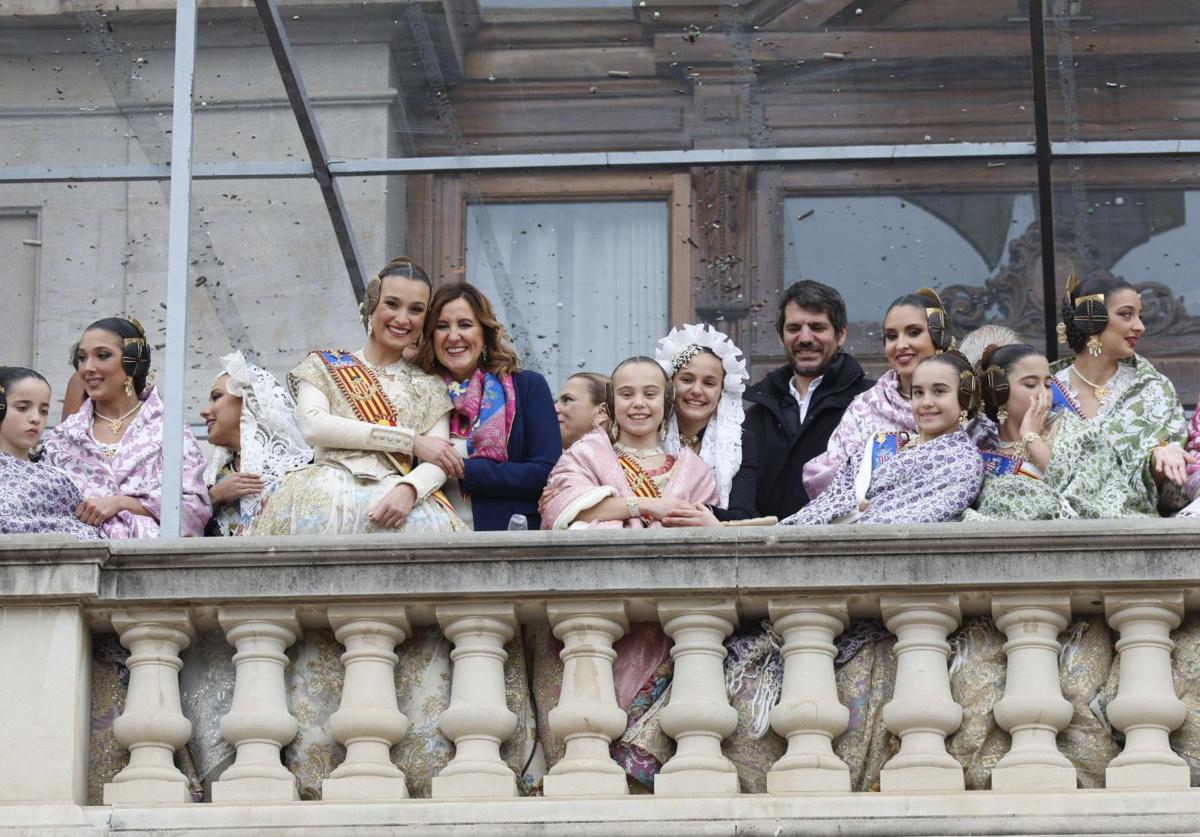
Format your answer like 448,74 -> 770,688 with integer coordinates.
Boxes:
655,324 -> 749,508
203,351 -> 313,535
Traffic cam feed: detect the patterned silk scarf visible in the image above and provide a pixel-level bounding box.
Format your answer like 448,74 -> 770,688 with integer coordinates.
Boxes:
446,369 -> 517,462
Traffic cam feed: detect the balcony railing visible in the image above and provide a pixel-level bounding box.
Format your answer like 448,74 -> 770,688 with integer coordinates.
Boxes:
2,520 -> 1199,835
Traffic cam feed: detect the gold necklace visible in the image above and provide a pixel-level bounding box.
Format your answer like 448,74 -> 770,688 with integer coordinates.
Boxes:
679,434 -> 700,448
94,402 -> 141,435
614,441 -> 664,460
1071,364 -> 1115,401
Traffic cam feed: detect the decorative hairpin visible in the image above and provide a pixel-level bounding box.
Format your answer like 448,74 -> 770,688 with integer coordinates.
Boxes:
671,344 -> 704,374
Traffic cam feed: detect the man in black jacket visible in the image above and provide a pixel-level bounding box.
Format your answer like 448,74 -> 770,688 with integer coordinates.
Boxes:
743,280 -> 873,520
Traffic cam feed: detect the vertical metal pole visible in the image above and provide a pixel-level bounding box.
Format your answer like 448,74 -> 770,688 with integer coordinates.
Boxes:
159,0 -> 198,538
1028,0 -> 1060,360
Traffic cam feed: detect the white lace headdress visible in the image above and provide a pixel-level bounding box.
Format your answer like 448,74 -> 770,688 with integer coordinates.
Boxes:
654,323 -> 749,507
203,351 -> 312,534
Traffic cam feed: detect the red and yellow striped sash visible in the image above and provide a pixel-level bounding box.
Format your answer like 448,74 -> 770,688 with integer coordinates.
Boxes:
315,350 -> 455,514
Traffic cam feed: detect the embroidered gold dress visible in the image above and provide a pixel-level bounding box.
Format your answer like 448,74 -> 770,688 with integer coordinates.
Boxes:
250,350 -> 466,535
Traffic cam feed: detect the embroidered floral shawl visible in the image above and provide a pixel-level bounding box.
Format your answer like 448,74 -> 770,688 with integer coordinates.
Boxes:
446,369 -> 517,462
538,427 -> 717,530
783,430 -> 983,526
43,387 -> 211,538
965,412 -> 1152,521
0,452 -> 101,539
803,369 -> 996,500
1051,354 -> 1186,515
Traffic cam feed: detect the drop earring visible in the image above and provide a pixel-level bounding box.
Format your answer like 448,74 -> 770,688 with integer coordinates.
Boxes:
958,409 -> 969,429
996,407 -> 1009,425
124,377 -> 134,398
1086,334 -> 1103,357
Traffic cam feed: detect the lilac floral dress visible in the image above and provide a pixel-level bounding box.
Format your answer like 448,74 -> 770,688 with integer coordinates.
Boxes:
0,451 -> 100,539
783,430 -> 984,525
43,387 -> 211,538
803,370 -> 996,501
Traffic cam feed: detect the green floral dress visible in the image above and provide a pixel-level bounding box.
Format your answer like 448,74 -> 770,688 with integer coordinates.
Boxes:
965,412 -> 1152,520
1050,354 -> 1186,516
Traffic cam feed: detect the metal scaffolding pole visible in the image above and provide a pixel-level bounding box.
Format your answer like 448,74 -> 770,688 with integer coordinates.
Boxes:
253,0 -> 368,302
159,0 -> 199,538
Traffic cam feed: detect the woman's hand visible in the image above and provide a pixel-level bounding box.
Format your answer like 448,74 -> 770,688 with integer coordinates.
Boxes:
1019,387 -> 1051,438
75,495 -> 132,526
368,484 -> 418,528
209,473 -> 265,507
637,496 -> 695,521
413,435 -> 465,479
662,502 -> 721,528
1152,443 -> 1195,486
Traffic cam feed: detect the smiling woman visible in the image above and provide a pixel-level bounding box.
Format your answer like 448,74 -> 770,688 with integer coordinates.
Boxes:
782,353 -> 984,527
250,258 -> 466,536
803,288 -> 996,502
42,317 -> 211,538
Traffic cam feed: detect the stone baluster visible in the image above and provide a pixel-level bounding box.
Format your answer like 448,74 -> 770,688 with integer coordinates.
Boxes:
990,594 -> 1077,791
1104,592 -> 1190,789
102,609 -> 195,804
322,605 -> 413,801
766,597 -> 851,793
543,600 -> 630,797
879,594 -> 964,792
432,603 -> 519,798
211,607 -> 301,803
654,598 -> 739,797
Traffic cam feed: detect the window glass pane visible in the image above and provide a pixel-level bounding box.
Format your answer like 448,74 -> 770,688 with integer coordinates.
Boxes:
769,161 -> 1043,377
1052,157 -> 1200,405
1045,1 -> 1200,142
466,201 -> 668,389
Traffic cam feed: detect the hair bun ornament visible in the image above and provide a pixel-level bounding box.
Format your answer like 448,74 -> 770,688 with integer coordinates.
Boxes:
1062,273 -> 1108,356
916,287 -> 953,352
127,316 -> 146,337
653,323 -> 749,396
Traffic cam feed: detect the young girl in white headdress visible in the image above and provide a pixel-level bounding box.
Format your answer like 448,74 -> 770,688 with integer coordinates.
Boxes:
652,323 -> 760,524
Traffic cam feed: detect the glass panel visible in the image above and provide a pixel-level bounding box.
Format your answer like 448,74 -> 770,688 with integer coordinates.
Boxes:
181,177 -> 361,422
1044,0 -> 1200,142
1051,157 -> 1200,405
0,180 -> 166,422
265,0 -> 1038,160
0,9 -> 176,168
465,200 -> 669,389
757,160 -> 1044,377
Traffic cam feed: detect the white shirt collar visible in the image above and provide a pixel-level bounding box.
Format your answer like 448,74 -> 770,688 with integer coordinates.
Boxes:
789,374 -> 824,425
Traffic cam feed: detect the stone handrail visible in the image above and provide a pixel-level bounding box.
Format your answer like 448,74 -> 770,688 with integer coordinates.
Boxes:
2,520 -> 1200,835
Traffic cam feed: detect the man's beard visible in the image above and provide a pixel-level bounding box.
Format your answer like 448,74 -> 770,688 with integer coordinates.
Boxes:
790,348 -> 838,378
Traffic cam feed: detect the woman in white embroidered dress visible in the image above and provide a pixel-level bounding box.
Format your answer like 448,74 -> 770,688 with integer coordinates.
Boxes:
250,257 -> 465,535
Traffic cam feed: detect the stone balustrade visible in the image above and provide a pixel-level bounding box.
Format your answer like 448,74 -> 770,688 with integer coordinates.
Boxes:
2,520 -> 1200,835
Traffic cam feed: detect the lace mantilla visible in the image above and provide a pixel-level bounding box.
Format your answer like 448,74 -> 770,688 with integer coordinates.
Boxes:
654,323 -> 749,507
204,351 -> 313,535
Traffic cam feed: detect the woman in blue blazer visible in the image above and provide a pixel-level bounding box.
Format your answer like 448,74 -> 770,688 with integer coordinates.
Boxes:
415,282 -> 561,530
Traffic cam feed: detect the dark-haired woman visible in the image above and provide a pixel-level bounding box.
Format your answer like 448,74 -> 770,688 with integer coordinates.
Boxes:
782,352 -> 984,525
965,344 -> 1143,520
251,257 -> 465,536
0,367 -> 99,538
803,288 -> 995,500
43,317 -> 210,538
415,282 -> 561,531
555,372 -> 609,451
1051,275 -> 1191,515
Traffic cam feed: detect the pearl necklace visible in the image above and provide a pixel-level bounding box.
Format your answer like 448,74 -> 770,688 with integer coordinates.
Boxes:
94,402 -> 142,435
614,442 -> 664,460
1071,364 -> 1115,401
